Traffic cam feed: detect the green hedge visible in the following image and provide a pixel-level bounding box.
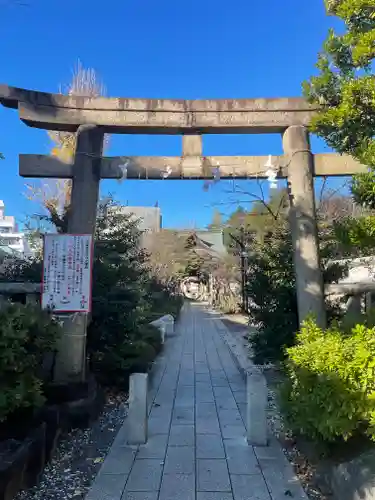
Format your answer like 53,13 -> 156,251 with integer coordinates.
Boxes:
0,303 -> 60,422
280,318 -> 375,443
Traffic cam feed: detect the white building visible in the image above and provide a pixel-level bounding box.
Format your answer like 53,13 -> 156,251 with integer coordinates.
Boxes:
113,206 -> 162,233
0,201 -> 32,257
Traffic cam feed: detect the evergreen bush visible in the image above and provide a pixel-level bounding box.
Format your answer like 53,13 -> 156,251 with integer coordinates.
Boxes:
246,224 -> 346,364
280,318 -> 375,443
0,303 -> 60,422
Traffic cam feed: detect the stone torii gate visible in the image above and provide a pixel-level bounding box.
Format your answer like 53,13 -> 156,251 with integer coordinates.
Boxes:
0,85 -> 367,382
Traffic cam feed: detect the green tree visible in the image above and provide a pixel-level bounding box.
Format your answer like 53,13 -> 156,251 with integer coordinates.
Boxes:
222,189 -> 289,250
304,1 -> 375,250
207,210 -> 224,230
304,1 -> 375,168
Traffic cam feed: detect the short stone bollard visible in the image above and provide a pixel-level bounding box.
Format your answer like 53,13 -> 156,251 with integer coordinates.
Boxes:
126,373 -> 148,445
163,314 -> 174,336
150,314 -> 175,344
246,369 -> 268,446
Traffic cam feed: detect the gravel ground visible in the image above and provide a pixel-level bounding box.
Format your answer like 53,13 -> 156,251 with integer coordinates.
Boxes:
16,391 -> 128,500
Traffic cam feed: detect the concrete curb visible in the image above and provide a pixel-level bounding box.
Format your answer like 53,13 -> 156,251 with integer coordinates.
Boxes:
206,308 -> 261,381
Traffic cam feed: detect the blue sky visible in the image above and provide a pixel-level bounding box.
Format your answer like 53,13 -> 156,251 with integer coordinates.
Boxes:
1,0 -> 346,229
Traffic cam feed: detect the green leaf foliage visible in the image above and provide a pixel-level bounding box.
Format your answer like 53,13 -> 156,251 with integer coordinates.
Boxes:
280,317 -> 375,443
304,0 -> 375,225
247,223 -> 346,364
0,196 -> 183,389
0,303 -> 60,422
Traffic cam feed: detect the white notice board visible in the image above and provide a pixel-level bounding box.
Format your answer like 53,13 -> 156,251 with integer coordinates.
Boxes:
42,234 -> 93,313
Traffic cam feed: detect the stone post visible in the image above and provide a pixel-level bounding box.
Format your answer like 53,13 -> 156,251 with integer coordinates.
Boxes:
127,373 -> 148,445
246,370 -> 267,446
347,294 -> 362,316
283,126 -> 326,329
182,134 -> 202,175
54,124 -> 104,384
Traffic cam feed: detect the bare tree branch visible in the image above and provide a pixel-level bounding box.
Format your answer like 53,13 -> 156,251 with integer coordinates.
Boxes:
26,61 -> 108,227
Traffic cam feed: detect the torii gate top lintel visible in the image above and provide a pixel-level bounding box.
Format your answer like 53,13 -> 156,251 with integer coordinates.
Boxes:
0,84 -> 318,134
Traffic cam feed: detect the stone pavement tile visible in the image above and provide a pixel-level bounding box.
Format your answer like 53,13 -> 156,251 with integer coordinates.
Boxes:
197,493 -> 234,500
218,409 -> 243,426
216,398 -> 239,410
196,364 -> 210,374
121,492 -> 158,500
196,402 -> 217,417
232,391 -> 247,404
125,459 -> 163,491
164,446 -> 195,474
230,474 -> 271,500
169,424 -> 195,446
111,424 -> 138,449
208,363 -> 222,371
177,385 -> 195,398
172,406 -> 195,425
149,403 -> 173,419
178,378 -> 195,387
224,438 -> 260,475
211,378 -> 230,387
175,396 -> 195,407
221,424 -> 246,440
148,416 -> 171,434
228,375 -> 245,386
85,473 -> 128,500
196,391 -> 215,403
98,446 -> 137,475
237,403 -> 246,421
196,380 -> 213,390
256,459 -> 308,499
153,394 -> 175,406
159,473 -> 195,500
196,417 -> 221,435
195,373 -> 211,383
137,433 -> 168,459
196,434 -> 225,459
197,459 -> 232,492
253,438 -> 287,462
213,387 -> 233,399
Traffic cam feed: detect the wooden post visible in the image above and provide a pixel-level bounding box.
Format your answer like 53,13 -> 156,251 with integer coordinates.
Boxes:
53,124 -> 104,384
283,126 -> 326,329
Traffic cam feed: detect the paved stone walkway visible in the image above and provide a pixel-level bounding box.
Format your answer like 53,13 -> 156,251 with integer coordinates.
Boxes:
86,303 -> 308,500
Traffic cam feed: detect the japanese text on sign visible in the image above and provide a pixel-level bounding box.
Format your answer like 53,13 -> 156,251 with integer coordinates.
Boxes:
42,234 -> 93,312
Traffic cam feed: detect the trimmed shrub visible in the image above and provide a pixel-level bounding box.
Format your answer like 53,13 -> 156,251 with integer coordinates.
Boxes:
0,303 -> 60,422
140,324 -> 163,355
280,318 -> 375,443
91,339 -> 156,386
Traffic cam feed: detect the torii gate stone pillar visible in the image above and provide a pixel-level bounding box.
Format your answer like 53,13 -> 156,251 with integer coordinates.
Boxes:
283,125 -> 326,328
53,124 -> 104,383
